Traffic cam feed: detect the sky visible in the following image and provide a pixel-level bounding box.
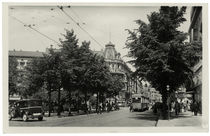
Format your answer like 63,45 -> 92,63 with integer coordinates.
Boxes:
9,6 -> 191,71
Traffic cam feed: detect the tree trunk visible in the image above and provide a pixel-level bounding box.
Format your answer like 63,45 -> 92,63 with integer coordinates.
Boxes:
77,91 -> 79,114
84,91 -> 88,114
48,89 -> 51,117
161,90 -> 168,119
96,91 -> 99,113
68,90 -> 72,116
57,87 -> 61,116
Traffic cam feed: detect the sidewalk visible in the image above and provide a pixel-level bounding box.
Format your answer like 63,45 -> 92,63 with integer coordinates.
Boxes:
157,111 -> 202,127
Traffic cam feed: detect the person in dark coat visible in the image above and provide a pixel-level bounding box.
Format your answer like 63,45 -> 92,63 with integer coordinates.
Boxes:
192,101 -> 199,116
174,101 -> 180,116
129,104 -> 133,112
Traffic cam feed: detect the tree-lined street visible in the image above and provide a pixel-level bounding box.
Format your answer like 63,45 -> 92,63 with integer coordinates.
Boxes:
9,108 -> 158,127
8,5 -> 203,127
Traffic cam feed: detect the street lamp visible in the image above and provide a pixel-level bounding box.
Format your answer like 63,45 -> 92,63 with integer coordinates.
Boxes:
166,85 -> 170,120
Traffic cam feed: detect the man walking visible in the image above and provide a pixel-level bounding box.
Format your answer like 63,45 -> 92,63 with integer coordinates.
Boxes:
192,101 -> 199,116
175,101 -> 180,117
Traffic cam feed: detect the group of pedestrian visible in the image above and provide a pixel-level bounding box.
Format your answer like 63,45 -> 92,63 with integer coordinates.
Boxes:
97,101 -> 119,114
170,100 -> 200,116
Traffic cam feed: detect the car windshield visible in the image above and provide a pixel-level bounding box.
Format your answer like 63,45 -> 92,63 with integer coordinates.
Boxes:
29,100 -> 42,106
18,100 -> 42,108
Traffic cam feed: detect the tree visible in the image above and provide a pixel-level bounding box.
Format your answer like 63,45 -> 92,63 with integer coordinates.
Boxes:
59,30 -> 112,114
9,57 -> 18,95
27,49 -> 62,117
126,7 -> 202,108
107,75 -> 124,103
59,29 -> 80,115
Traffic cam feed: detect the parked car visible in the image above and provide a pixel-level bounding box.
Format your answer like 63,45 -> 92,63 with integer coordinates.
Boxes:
9,99 -> 44,121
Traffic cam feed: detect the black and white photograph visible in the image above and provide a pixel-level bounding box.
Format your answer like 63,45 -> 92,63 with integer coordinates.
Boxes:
2,2 -> 208,133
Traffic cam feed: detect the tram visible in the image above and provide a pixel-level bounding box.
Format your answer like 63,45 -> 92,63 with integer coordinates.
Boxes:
131,93 -> 149,111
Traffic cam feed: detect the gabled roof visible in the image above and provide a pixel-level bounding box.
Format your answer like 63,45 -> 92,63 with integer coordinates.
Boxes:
9,50 -> 44,58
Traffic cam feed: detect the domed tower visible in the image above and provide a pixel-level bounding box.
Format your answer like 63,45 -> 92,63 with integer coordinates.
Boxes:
104,42 -> 117,60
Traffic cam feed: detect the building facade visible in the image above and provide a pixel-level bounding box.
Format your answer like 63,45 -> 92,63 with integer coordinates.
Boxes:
188,7 -> 202,113
94,42 -> 133,102
149,87 -> 162,104
9,50 -> 44,98
9,50 -> 44,70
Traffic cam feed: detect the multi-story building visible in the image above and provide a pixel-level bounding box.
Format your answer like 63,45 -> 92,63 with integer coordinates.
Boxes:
149,87 -> 162,104
188,7 -> 202,112
9,49 -> 44,98
9,50 -> 44,70
94,42 -> 133,102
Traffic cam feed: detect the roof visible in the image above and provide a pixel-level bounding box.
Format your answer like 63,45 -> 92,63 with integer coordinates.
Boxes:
9,50 -> 44,58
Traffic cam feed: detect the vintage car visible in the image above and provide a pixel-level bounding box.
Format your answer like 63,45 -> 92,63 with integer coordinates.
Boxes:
9,99 -> 44,121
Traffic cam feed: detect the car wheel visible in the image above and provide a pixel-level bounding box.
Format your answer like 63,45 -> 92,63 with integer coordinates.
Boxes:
38,116 -> 43,121
22,114 -> 28,122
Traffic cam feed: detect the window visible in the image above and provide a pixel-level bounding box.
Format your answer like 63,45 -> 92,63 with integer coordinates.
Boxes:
20,61 -> 25,66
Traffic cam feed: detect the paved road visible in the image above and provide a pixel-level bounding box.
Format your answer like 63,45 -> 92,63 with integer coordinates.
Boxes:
9,107 -> 158,127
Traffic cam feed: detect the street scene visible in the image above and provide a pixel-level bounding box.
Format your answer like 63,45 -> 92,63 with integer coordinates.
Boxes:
9,108 -> 159,127
8,5 -> 203,127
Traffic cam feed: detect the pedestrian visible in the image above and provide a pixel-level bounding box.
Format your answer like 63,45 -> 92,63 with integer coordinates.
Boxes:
86,100 -> 90,114
192,101 -> 199,116
174,101 -> 179,116
105,101 -> 108,112
102,102 -> 105,112
111,102 -> 114,111
186,101 -> 190,111
99,102 -> 103,114
129,104 -> 133,112
183,101 -> 187,112
171,101 -> 175,112
107,102 -> 111,112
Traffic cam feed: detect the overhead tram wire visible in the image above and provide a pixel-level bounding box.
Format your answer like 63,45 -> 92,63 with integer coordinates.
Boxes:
10,16 -> 46,47
67,6 -> 85,25
57,6 -> 104,49
9,15 -> 60,45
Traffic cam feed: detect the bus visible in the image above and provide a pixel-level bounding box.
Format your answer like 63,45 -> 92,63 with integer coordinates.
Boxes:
131,93 -> 149,111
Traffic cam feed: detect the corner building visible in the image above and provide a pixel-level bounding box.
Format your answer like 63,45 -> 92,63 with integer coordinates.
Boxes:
94,42 -> 132,102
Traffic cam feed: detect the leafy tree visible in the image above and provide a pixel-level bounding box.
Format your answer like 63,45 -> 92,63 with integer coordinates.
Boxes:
27,50 -> 62,117
59,29 -> 80,115
9,57 -> 18,95
126,6 -> 202,107
107,75 -> 124,103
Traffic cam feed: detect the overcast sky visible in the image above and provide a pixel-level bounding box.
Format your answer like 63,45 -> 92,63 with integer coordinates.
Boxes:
9,6 -> 191,71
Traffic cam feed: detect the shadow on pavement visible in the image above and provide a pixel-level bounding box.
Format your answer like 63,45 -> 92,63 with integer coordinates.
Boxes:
159,112 -> 195,120
10,119 -> 46,122
129,113 -> 158,121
